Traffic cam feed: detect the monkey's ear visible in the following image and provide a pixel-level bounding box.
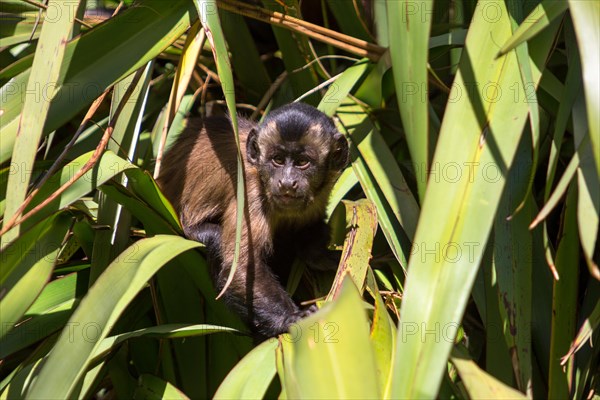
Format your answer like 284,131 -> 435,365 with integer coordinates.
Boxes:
246,128 -> 260,165
330,133 -> 350,170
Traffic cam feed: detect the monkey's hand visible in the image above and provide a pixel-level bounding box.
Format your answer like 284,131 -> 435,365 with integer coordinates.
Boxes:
254,304 -> 317,341
279,304 -> 318,330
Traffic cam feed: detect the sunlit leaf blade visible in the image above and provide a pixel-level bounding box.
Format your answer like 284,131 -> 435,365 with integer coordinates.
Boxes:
451,346 -> 527,399
214,339 -> 277,400
339,102 -> 419,239
0,214 -> 71,339
163,94 -> 198,155
275,343 -> 288,400
386,0 -> 433,201
429,30 -> 467,49
27,235 -> 201,399
327,168 -> 359,219
348,145 -> 409,269
0,67 -> 27,155
93,324 -> 239,363
506,0 -> 541,221
373,0 -> 389,46
572,79 -> 600,280
193,0 -> 242,300
22,151 -> 136,233
562,301 -> 600,364
0,271 -> 82,358
99,172 -> 182,236
366,269 -> 396,398
326,199 -> 377,300
576,165 -> 600,279
2,0 -> 80,243
318,59 -> 370,117
91,65 -> 153,283
391,1 -> 554,397
336,101 -> 419,269
172,20 -> 205,114
498,0 -> 568,56
134,374 -> 190,400
281,278 -> 380,399
568,0 -> 600,177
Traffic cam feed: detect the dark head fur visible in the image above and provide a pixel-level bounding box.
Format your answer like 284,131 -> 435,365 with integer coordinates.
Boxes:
246,103 -> 349,224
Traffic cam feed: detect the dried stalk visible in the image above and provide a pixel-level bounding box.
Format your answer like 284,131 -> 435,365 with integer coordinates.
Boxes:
0,68 -> 144,237
217,0 -> 385,61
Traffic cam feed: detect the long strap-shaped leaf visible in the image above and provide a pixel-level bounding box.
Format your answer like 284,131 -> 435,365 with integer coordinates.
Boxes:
387,0 -> 433,202
390,1 -> 555,397
27,235 -> 201,399
568,0 -> 600,178
193,0 -> 243,299
2,0 -> 80,244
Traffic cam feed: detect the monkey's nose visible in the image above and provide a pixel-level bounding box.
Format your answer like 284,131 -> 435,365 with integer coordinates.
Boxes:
278,179 -> 298,194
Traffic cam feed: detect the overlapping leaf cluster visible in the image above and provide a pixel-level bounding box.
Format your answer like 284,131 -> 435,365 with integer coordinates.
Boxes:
0,0 -> 598,398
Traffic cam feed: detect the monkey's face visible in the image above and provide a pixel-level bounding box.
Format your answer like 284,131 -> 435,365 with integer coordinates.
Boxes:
246,103 -> 349,216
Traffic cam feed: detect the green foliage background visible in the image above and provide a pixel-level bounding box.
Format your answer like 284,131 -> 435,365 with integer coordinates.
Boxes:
0,0 -> 598,398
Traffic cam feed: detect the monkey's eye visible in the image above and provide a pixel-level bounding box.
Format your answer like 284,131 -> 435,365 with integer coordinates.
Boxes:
294,158 -> 311,169
272,155 -> 285,167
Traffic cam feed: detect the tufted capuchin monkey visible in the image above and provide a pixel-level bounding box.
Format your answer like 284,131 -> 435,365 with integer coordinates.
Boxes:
157,103 -> 349,338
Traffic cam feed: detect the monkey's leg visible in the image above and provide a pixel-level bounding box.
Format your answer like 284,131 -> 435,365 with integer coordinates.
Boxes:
218,216 -> 314,338
219,248 -> 316,338
183,223 -> 223,275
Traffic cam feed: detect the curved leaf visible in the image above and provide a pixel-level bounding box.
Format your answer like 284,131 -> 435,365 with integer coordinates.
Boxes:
214,338 -> 278,400
27,235 -> 201,399
22,150 -> 136,233
0,213 -> 71,339
568,0 -> 600,177
280,278 -> 380,399
391,1 -> 555,397
498,0 -> 568,56
3,0 -> 81,243
326,199 -> 377,300
387,0 -> 433,201
451,346 -> 527,399
193,0 -> 242,300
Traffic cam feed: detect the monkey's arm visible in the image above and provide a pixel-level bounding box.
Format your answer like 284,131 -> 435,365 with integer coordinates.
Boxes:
183,223 -> 221,258
218,208 -> 313,338
184,222 -> 221,244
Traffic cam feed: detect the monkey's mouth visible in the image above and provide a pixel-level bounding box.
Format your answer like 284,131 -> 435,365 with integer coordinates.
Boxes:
273,194 -> 305,209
